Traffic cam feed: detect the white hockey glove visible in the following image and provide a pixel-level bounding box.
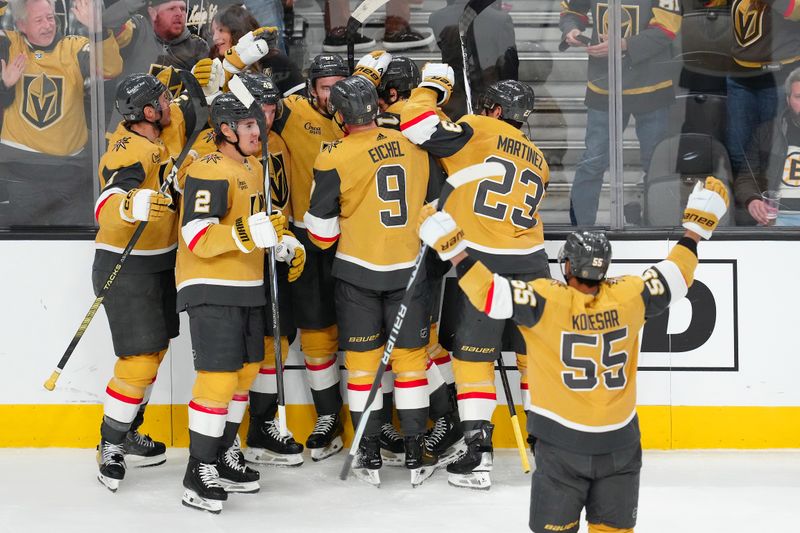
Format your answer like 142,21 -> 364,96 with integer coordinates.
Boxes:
417,204 -> 466,261
232,212 -> 279,253
419,63 -> 455,106
275,231 -> 306,282
682,176 -> 729,239
223,26 -> 277,73
353,51 -> 392,87
192,57 -> 224,105
120,189 -> 172,223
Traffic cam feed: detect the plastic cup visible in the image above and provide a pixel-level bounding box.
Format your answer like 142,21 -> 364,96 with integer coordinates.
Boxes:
762,191 -> 781,226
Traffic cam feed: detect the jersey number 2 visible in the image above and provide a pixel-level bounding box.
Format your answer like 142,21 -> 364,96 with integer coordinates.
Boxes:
473,156 -> 544,229
560,327 -> 629,391
376,164 -> 408,228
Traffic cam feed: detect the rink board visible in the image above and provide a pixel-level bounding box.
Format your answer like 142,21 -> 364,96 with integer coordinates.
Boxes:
2,238 -> 799,449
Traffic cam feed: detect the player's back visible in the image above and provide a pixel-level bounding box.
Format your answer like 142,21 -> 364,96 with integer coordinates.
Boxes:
443,115 -> 549,274
310,127 -> 440,291
523,275 -> 648,453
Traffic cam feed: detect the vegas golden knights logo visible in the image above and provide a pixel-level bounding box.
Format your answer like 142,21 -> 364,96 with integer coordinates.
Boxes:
22,73 -> 64,129
596,3 -> 639,39
269,152 -> 290,210
149,64 -> 184,98
733,0 -> 766,47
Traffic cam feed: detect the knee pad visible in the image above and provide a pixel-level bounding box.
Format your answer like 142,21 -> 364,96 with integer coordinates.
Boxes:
452,359 -> 496,394
236,362 -> 261,394
345,348 -> 382,387
391,347 -> 427,382
263,336 -> 290,368
110,352 -> 163,397
300,325 -> 339,358
192,371 -> 239,408
588,525 -> 633,533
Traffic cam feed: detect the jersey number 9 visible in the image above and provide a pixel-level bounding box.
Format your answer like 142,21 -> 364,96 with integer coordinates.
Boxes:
376,164 -> 408,228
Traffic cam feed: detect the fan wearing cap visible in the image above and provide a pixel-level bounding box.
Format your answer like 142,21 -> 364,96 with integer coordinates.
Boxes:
417,177 -> 729,531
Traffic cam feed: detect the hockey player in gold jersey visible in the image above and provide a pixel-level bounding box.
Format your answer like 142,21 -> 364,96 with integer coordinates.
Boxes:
177,93 -> 300,513
94,73 -> 198,492
304,75 -> 445,487
418,177 -> 729,531
270,53 -> 349,460
401,63 -> 549,488
372,54 -> 463,465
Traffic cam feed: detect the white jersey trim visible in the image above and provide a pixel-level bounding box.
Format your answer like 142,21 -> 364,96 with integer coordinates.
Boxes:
181,217 -> 218,250
176,278 -> 264,291
95,242 -> 177,256
335,252 -> 416,272
486,274 -> 514,320
531,404 -> 637,433
652,259 -> 688,306
303,211 -> 340,239
465,240 -> 545,256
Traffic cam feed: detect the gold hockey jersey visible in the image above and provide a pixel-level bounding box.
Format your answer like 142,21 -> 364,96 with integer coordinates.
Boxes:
457,240 -> 699,454
401,87 -> 550,274
177,151 -> 267,308
0,30 -> 122,155
94,122 -> 179,274
304,127 -> 444,290
271,94 -> 343,240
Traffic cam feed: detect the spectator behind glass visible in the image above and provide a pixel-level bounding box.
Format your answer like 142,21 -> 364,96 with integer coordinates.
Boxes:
560,0 -> 681,226
243,0 -> 287,54
322,0 -> 433,53
0,0 -> 123,226
148,0 -> 209,70
734,67 -> 800,227
210,4 -> 304,96
725,0 -> 800,180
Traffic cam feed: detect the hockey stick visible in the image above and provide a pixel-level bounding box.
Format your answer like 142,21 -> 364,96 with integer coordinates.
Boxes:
346,0 -> 390,73
497,360 -> 531,473
44,70 -> 210,391
458,0 -> 495,114
339,161 -> 505,481
228,75 -> 289,437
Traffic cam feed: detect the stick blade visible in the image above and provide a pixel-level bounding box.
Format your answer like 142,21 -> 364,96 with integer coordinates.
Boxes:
445,161 -> 505,190
458,0 -> 496,34
228,75 -> 255,109
351,0 -> 390,24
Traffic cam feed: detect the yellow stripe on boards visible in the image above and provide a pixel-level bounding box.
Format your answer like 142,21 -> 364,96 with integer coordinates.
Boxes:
2,404 -> 800,448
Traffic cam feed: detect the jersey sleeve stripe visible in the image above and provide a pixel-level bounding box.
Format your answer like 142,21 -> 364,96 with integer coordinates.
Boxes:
94,187 -> 125,221
652,259 -> 688,305
303,211 -> 340,240
182,217 -> 218,252
399,110 -> 439,145
486,274 -> 514,320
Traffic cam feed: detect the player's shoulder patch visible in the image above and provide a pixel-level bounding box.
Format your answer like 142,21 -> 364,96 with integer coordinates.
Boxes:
111,135 -> 133,152
320,139 -> 342,153
200,153 -> 223,164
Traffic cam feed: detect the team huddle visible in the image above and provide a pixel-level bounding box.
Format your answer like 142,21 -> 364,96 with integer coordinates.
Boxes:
89,25 -> 731,533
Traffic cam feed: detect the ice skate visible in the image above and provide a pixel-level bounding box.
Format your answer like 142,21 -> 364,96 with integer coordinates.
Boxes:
97,439 -> 126,493
447,424 -> 494,490
352,434 -> 382,488
306,413 -> 344,461
244,418 -> 304,467
405,434 -> 438,488
379,423 -> 405,467
217,438 -> 260,494
182,457 -> 227,513
123,429 -> 166,467
425,414 -> 465,467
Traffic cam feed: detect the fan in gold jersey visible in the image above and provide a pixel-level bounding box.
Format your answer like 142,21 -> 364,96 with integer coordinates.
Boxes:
418,176 -> 729,532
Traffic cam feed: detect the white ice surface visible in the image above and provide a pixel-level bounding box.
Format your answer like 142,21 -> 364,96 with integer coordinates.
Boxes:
0,449 -> 798,533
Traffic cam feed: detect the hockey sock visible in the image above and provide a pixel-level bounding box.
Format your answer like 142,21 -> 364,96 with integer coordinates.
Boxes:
380,368 -> 395,424
220,392 -> 249,449
428,323 -> 454,384
301,327 -> 342,415
588,524 -> 633,533
452,359 -> 497,426
516,352 -> 531,411
392,348 -> 429,436
190,371 -> 238,462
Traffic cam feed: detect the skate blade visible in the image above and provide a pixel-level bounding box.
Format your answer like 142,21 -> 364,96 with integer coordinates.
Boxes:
182,489 -> 223,513
447,471 -> 491,490
410,466 -> 435,488
244,447 -> 304,467
125,453 -> 166,468
352,468 -> 381,488
309,436 -> 343,462
97,473 -> 120,493
218,478 -> 260,494
436,440 -> 467,468
380,450 -> 405,467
